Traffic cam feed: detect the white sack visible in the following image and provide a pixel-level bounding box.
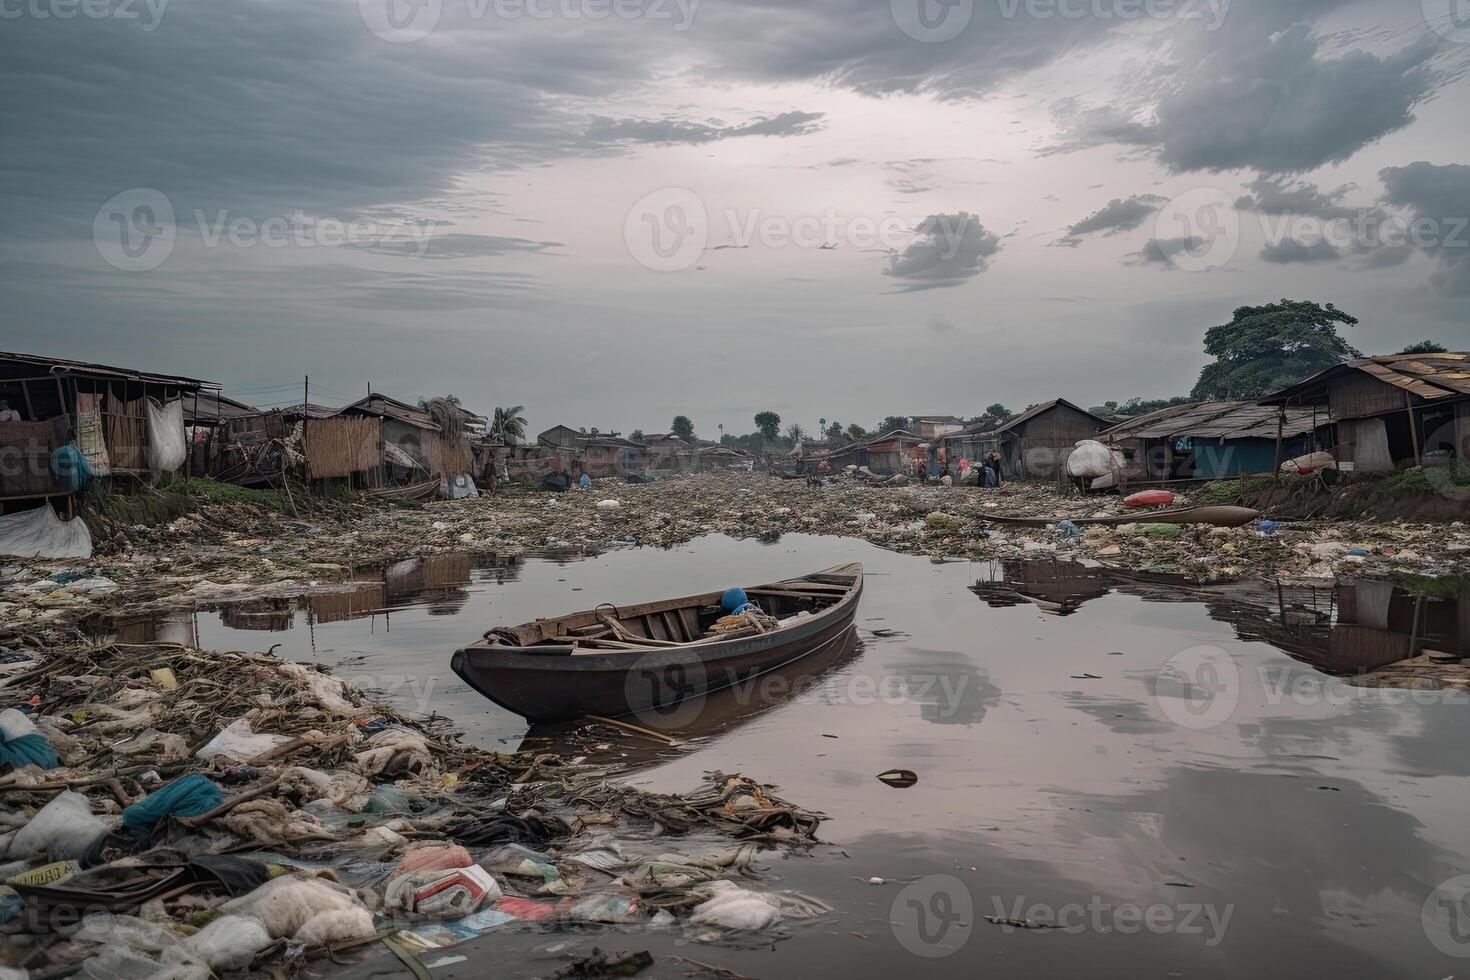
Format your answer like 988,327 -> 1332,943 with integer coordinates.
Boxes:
146,399 -> 187,473
0,503 -> 92,559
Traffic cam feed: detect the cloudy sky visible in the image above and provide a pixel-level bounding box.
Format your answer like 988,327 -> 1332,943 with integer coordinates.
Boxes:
3,0 -> 1468,436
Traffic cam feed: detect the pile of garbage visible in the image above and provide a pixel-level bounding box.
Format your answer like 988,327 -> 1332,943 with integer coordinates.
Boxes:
0,629 -> 830,978
4,476 -> 1469,631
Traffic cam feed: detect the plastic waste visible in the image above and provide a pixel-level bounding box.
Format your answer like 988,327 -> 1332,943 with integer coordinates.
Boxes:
218,875 -> 370,940
122,774 -> 224,840
196,718 -> 293,763
173,914 -> 273,971
383,865 -> 502,919
596,499 -> 620,510
395,843 -> 473,874
1257,519 -> 1279,536
0,707 -> 58,770
1137,523 -> 1182,539
1054,520 -> 1082,541
364,784 -> 413,815
4,791 -> 113,860
293,906 -> 376,946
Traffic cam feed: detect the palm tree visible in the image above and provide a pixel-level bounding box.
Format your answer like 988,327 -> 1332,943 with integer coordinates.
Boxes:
492,405 -> 527,444
785,423 -> 806,443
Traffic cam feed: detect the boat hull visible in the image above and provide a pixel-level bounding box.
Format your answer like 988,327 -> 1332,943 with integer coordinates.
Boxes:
451,569 -> 862,724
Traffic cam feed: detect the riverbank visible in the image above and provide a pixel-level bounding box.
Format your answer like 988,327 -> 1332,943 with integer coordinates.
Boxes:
5,472 -> 1468,631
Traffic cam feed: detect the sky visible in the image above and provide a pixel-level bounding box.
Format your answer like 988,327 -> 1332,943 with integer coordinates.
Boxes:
2,0 -> 1469,438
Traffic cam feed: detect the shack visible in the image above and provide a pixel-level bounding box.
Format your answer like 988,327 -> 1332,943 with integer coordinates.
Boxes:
941,399 -> 1108,479
0,351 -> 211,503
582,436 -> 648,478
641,433 -> 690,471
1261,353 -> 1470,472
1097,401 -> 1323,481
863,429 -> 924,475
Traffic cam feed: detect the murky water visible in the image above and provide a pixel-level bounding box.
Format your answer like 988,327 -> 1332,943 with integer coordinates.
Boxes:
105,535 -> 1470,978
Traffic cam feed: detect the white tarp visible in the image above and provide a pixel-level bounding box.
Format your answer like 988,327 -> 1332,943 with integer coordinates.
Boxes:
146,398 -> 187,473
0,503 -> 93,559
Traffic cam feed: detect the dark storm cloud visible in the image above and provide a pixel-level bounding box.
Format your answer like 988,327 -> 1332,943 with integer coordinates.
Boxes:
584,110 -> 825,144
1379,162 -> 1470,295
1125,236 -> 1206,268
1056,194 -> 1166,246
883,213 -> 1001,291
1260,238 -> 1344,264
1045,8 -> 1442,175
1235,175 -> 1358,219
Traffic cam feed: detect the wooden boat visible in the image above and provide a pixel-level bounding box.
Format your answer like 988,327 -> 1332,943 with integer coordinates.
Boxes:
451,563 -> 863,724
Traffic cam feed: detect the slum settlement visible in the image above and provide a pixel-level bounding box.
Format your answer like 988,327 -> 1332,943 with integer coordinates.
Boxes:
2,348 -> 1470,978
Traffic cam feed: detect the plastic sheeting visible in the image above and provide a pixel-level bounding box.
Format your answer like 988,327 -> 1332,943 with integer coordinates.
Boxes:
0,502 -> 93,559
439,473 -> 479,499
146,398 -> 187,473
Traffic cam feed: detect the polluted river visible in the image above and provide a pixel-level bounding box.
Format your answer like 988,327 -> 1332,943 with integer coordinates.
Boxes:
78,532 -> 1470,979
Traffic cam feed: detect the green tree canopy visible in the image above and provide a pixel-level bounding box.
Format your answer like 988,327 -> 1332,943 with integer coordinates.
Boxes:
1191,300 -> 1360,400
671,415 -> 695,441
629,429 -> 645,442
753,411 -> 781,441
847,423 -> 868,440
878,415 -> 911,434
983,403 -> 1010,419
1398,341 -> 1448,354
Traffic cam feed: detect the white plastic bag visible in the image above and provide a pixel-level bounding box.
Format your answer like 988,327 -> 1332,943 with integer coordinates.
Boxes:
1066,440 -> 1121,480
195,718 -> 292,763
171,915 -> 273,971
146,399 -> 187,473
4,791 -> 113,860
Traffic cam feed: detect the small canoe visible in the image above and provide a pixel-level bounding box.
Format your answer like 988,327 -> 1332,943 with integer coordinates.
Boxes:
1124,490 -> 1175,508
451,564 -> 863,724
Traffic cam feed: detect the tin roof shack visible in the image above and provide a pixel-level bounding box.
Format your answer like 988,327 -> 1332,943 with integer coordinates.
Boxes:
582,436 -> 648,478
182,392 -> 259,478
641,434 -> 691,471
864,429 -> 924,475
911,416 -> 965,438
338,393 -> 474,486
942,399 -> 1108,479
0,351 -> 210,503
1097,402 -> 1323,482
1262,353 -> 1470,473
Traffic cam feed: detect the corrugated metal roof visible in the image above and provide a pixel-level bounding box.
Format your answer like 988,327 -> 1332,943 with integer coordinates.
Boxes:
0,350 -> 213,389
1263,353 -> 1470,405
1100,401 -> 1322,441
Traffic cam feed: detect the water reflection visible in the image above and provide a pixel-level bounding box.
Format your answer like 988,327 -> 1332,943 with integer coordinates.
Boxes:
973,559 -> 1468,681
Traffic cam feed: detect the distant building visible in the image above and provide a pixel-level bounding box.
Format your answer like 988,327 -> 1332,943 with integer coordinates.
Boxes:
941,399 -> 1108,479
1097,401 -> 1324,481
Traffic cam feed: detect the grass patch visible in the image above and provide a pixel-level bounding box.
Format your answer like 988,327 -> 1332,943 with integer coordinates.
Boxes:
1189,476 -> 1276,506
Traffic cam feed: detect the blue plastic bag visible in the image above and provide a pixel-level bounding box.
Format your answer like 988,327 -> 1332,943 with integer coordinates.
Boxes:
121,774 -> 224,840
0,732 -> 60,770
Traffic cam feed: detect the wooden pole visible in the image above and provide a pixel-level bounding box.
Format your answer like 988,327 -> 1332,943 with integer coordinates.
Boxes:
1406,392 -> 1421,467
302,375 -> 309,483
1273,408 -> 1285,483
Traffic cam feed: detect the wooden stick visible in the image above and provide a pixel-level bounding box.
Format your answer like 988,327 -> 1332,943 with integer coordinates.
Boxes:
583,714 -> 681,745
177,778 -> 281,827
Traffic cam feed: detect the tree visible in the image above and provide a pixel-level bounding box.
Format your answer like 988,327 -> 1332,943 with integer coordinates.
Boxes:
825,421 -> 845,442
846,423 -> 868,440
878,415 -> 911,434
1088,395 -> 1191,419
630,429 -> 645,442
785,423 -> 806,443
753,412 -> 782,441
1399,341 -> 1448,354
491,405 -> 527,444
984,403 -> 1011,420
670,416 -> 695,441
1191,300 -> 1360,401
419,395 -> 475,442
